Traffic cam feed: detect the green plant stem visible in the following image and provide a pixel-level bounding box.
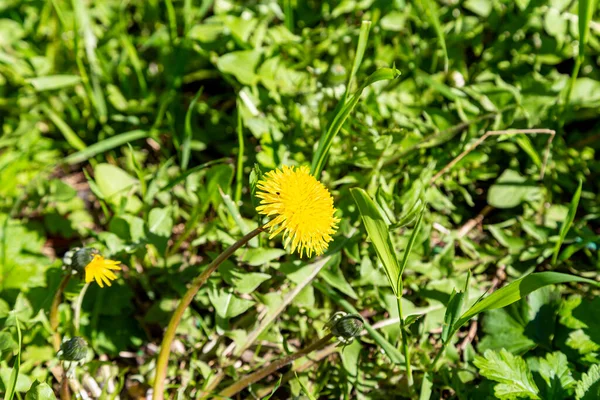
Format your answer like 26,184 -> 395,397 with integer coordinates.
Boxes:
235,104 -> 244,203
152,226 -> 264,400
218,333 -> 334,398
74,282 -> 90,336
430,340 -> 449,373
50,274 -> 71,352
396,295 -> 413,389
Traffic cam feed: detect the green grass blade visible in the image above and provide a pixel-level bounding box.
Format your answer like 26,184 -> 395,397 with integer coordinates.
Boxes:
421,0 -> 449,72
235,103 -> 244,203
41,104 -> 87,151
314,282 -> 405,364
72,0 -> 107,121
579,0 -> 597,59
5,316 -> 22,400
552,179 -> 583,264
64,130 -> 148,165
182,87 -> 204,170
311,68 -> 399,177
351,188 -> 400,295
342,20 -> 371,103
398,209 -> 424,279
454,271 -> 598,331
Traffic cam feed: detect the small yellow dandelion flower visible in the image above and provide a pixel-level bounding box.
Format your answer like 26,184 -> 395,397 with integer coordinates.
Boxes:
85,254 -> 121,288
256,165 -> 340,257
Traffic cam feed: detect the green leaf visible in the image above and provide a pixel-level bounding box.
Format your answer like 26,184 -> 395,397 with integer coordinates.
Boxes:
25,381 -> 57,400
41,104 -> 86,151
441,271 -> 470,343
552,179 -> 582,265
147,207 -> 174,255
454,272 -> 598,334
342,20 -> 371,103
26,75 -> 81,91
529,352 -> 575,400
216,50 -> 262,85
220,264 -> 271,294
181,87 -> 203,170
319,253 -> 357,300
480,287 -> 561,354
208,287 -> 255,319
578,0 -> 598,59
350,188 -> 400,295
421,0 -> 449,72
94,163 -> 138,200
311,68 -> 400,176
576,364 -> 600,400
487,169 -> 542,209
4,316 -> 22,400
64,130 -> 148,165
474,349 -> 540,399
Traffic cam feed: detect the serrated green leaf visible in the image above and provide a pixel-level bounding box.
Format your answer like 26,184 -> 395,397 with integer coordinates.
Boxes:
474,349 -> 540,399
529,352 -> 575,400
576,364 -> 600,400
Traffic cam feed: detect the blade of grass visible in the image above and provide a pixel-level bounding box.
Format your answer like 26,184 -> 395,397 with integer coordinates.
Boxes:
181,87 -> 204,170
235,102 -> 244,203
310,67 -> 400,177
5,316 -> 21,400
421,0 -> 449,72
455,271 -> 597,331
64,130 -> 148,164
552,179 -> 583,264
342,20 -> 371,104
563,0 -> 597,113
41,104 -> 87,151
72,0 -> 107,122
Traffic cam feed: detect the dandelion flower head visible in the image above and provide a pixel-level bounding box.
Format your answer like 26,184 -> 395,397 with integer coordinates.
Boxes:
256,165 -> 339,257
85,254 -> 121,288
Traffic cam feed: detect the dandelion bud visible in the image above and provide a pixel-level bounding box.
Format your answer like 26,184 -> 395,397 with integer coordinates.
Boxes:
325,312 -> 364,344
63,247 -> 98,275
59,337 -> 88,362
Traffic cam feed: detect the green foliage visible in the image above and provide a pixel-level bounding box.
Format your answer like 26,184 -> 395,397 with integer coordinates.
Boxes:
1,0 -> 599,398
474,349 -> 540,399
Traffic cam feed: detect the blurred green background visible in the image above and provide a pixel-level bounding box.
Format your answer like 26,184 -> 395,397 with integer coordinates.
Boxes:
1,0 -> 599,398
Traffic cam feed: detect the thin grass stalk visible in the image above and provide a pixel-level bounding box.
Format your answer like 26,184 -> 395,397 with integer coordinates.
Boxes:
152,226 -> 264,400
50,274 -> 71,352
218,333 -> 334,398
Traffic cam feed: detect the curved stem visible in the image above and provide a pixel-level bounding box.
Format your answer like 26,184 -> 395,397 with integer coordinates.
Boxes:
50,274 -> 72,352
218,333 -> 333,398
152,226 -> 264,400
74,282 -> 90,336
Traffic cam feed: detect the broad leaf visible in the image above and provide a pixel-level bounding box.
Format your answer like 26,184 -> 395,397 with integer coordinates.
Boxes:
474,349 -> 540,399
351,188 -> 400,295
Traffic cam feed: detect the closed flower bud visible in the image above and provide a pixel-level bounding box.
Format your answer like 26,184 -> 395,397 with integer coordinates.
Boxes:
63,247 -> 99,275
59,337 -> 88,362
325,312 -> 364,344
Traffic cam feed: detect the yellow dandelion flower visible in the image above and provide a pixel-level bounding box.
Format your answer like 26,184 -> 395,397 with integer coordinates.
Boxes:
85,254 -> 121,288
256,165 -> 340,257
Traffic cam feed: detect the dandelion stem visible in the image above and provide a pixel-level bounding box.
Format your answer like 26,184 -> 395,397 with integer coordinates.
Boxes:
152,226 -> 264,400
218,333 -> 334,398
50,274 -> 71,352
74,282 -> 90,336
